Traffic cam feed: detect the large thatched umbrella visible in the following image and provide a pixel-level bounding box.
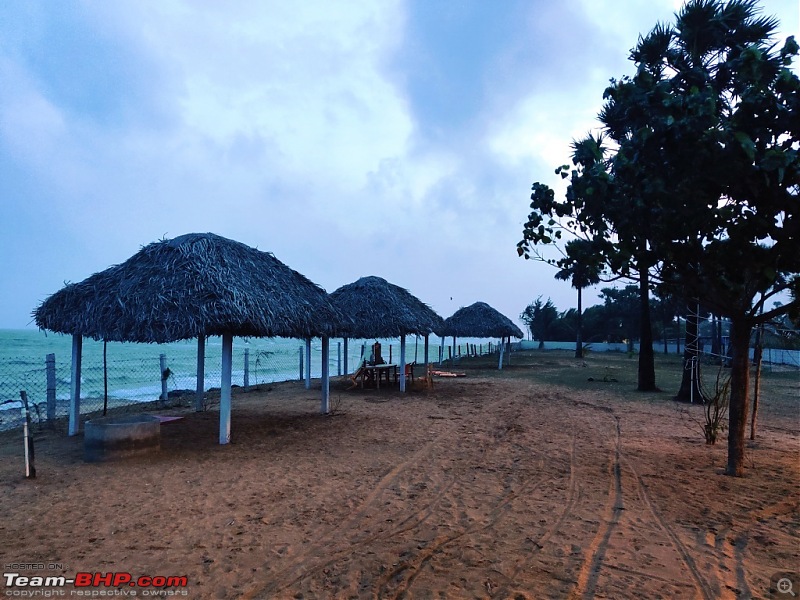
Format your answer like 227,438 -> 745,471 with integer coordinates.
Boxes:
330,276 -> 443,391
439,301 -> 524,369
34,232 -> 344,443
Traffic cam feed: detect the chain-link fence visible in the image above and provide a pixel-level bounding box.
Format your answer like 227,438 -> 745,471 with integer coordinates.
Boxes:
0,338 -> 504,432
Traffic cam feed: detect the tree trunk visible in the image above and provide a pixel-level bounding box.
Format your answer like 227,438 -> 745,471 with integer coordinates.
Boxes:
637,270 -> 657,391
675,302 -> 703,402
711,314 -> 721,361
750,324 -> 763,441
575,287 -> 583,359
726,317 -> 752,476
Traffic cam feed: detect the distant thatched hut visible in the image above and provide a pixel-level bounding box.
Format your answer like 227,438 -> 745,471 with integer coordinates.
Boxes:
330,276 -> 443,391
438,302 -> 524,369
34,232 -> 344,443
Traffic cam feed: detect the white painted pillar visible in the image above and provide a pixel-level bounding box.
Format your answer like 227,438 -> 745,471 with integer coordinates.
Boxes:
68,334 -> 82,436
400,335 -> 407,393
195,336 -> 205,412
305,338 -> 312,389
321,336 -> 330,413
219,333 -> 233,445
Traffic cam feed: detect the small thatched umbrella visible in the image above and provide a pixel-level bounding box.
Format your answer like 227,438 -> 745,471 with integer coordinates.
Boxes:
330,276 -> 443,391
34,232 -> 344,443
438,302 -> 524,369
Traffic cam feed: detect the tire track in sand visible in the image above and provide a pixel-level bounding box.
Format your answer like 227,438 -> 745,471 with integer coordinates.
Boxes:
570,416 -> 623,600
493,434 -> 580,598
248,427 -> 454,597
626,459 -> 715,600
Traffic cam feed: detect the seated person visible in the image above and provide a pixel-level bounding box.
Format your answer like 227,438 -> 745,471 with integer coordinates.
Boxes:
368,341 -> 386,365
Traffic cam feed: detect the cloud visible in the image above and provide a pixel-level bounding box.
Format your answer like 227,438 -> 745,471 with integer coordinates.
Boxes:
0,0 -> 797,330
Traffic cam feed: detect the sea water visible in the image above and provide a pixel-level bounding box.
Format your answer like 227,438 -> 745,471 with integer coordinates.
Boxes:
0,329 -> 495,429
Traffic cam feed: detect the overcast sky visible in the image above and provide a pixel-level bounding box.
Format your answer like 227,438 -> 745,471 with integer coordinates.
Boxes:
1,0 -> 797,332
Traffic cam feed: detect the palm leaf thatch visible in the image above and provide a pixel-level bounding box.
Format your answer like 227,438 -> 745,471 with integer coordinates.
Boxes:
439,302 -> 524,339
33,233 -> 344,343
330,276 -> 443,339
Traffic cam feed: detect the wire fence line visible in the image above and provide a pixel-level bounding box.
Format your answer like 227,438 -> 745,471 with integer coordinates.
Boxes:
0,339 -> 503,432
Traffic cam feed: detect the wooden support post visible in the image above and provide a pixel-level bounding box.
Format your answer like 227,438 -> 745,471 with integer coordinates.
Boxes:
498,336 -> 505,370
389,344 -> 393,364
305,338 -> 312,390
321,337 -> 330,414
337,342 -> 342,377
160,354 -> 168,402
195,336 -> 205,412
20,391 -> 35,478
343,338 -> 349,375
424,334 -> 430,368
507,339 -> 512,365
219,333 -> 233,445
299,346 -> 304,381
68,334 -> 82,436
400,335 -> 407,393
243,348 -> 250,391
46,353 -> 56,425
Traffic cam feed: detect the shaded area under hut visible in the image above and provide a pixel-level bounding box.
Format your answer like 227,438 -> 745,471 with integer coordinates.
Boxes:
330,276 -> 443,392
438,301 -> 524,369
33,232 -> 346,444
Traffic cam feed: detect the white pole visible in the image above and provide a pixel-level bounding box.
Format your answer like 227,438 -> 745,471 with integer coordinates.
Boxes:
195,336 -> 205,412
23,406 -> 30,478
69,334 -> 82,436
321,337 -> 330,413
305,338 -> 312,389
219,333 -> 233,445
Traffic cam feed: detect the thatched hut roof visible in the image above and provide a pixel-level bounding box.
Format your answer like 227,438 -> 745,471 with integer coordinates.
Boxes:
330,276 -> 443,339
33,232 -> 345,343
438,302 -> 524,339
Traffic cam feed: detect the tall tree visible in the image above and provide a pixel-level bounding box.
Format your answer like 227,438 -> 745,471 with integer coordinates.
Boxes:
520,0 -> 799,475
608,0 -> 800,474
554,239 -> 604,358
520,297 -> 559,348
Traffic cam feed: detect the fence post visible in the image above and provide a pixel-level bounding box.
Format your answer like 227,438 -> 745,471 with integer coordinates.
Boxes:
160,354 -> 168,402
46,353 -> 56,425
299,346 -> 304,381
195,336 -> 205,412
68,334 -> 82,436
305,338 -> 312,390
244,348 -> 250,392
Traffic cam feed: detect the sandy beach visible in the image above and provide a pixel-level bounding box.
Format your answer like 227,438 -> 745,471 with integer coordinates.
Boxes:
1,351 -> 798,599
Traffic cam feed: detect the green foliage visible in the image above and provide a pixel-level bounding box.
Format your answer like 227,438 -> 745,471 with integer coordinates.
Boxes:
519,297 -> 559,344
